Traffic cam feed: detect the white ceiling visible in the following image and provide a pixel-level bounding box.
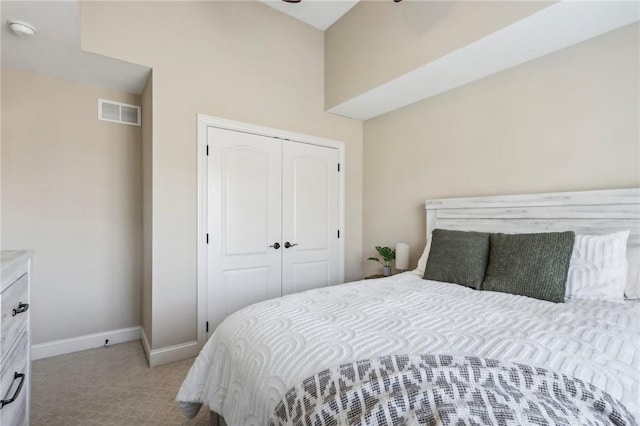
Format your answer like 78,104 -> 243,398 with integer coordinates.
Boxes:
3,1 -> 637,120
259,0 -> 359,30
329,1 -> 640,121
1,1 -> 150,95
1,0 -> 352,95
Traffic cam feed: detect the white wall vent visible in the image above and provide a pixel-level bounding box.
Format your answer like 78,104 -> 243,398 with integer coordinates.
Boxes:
98,99 -> 141,126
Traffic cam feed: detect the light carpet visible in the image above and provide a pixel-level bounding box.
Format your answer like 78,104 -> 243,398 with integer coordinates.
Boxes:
31,341 -> 209,425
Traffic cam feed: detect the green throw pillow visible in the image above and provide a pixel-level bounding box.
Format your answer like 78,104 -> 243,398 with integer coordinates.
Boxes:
424,229 -> 491,289
481,231 -> 575,303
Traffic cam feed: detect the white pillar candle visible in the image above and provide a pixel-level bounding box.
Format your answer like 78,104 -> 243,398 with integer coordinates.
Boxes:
395,243 -> 410,271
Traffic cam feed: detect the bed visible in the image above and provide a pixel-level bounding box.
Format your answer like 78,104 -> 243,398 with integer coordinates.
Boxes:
177,188 -> 640,425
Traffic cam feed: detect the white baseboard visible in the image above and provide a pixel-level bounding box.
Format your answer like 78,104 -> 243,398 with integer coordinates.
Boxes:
140,327 -> 151,364
140,327 -> 198,367
147,340 -> 200,367
32,326 -> 141,361
32,326 -> 199,367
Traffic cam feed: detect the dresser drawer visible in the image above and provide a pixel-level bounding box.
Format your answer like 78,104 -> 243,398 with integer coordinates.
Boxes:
1,274 -> 29,363
0,332 -> 28,426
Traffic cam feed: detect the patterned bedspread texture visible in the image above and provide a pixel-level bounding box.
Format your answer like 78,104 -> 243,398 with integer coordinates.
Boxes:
270,354 -> 637,426
176,272 -> 640,425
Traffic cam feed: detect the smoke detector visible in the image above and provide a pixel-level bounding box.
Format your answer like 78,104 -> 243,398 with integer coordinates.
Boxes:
8,20 -> 37,37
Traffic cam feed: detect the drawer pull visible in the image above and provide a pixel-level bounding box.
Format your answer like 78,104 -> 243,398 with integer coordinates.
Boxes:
11,302 -> 29,317
0,372 -> 25,409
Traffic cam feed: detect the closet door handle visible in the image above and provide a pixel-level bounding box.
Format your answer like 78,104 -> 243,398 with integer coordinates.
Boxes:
269,242 -> 280,250
284,242 -> 298,249
0,372 -> 25,409
12,302 -> 29,317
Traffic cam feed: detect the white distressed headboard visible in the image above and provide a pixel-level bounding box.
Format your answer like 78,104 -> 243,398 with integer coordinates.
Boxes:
425,188 -> 640,298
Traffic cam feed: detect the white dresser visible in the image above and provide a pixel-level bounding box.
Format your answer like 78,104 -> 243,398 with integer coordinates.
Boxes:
0,251 -> 32,426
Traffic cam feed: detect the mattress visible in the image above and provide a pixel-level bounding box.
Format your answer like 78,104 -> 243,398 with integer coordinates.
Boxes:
176,272 -> 640,424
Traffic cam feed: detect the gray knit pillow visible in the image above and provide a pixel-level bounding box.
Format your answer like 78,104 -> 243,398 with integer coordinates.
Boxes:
482,231 -> 575,303
424,229 -> 490,289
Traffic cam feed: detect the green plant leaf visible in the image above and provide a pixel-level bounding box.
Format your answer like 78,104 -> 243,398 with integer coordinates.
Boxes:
375,246 -> 396,262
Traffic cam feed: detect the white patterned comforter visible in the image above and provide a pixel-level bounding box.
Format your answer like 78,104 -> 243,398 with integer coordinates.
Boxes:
176,272 -> 640,425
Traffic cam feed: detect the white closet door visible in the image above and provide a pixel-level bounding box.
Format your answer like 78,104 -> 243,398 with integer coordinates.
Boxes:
207,127 -> 282,329
281,142 -> 340,295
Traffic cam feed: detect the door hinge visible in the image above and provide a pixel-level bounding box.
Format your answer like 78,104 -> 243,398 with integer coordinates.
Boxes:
206,321 -> 209,333
337,163 -> 341,172
206,234 -> 209,244
337,230 -> 340,239
206,145 -> 209,156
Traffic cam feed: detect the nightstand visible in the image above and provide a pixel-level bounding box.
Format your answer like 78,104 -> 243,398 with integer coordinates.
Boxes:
364,274 -> 389,280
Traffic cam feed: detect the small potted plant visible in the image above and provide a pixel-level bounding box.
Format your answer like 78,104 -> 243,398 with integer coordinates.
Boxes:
367,246 -> 396,277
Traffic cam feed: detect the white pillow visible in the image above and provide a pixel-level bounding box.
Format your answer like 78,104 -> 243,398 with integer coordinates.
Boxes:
412,238 -> 432,276
565,230 -> 629,302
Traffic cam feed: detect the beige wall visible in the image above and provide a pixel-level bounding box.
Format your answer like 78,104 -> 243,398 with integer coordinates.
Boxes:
141,73 -> 152,347
79,1 -> 363,349
325,1 -> 552,109
362,23 -> 640,277
1,69 -> 143,344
